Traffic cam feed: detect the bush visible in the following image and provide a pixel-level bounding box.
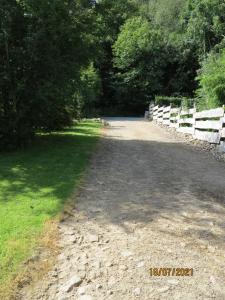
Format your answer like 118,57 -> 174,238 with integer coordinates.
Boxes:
181,97 -> 195,110
196,49 -> 225,111
155,96 -> 194,109
155,96 -> 181,107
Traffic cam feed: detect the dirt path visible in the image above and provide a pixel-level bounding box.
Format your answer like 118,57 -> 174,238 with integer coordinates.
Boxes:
22,118 -> 225,300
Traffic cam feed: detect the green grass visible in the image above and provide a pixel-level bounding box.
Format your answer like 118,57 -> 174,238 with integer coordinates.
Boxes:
0,121 -> 101,287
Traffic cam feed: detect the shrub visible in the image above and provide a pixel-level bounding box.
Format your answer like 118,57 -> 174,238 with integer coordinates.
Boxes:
155,96 -> 195,110
196,49 -> 225,111
155,95 -> 194,108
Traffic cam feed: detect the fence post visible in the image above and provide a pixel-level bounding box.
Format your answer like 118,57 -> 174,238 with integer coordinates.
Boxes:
149,101 -> 154,121
219,105 -> 225,152
219,104 -> 225,139
176,107 -> 181,131
192,107 -> 196,137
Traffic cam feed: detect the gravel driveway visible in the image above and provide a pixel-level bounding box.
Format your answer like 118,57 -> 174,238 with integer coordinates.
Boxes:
22,118 -> 225,300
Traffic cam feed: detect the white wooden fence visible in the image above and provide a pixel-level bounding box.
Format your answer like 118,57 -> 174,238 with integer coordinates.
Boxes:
147,102 -> 225,151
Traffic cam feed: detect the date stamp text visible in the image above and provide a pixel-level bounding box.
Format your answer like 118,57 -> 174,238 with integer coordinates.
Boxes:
150,268 -> 193,277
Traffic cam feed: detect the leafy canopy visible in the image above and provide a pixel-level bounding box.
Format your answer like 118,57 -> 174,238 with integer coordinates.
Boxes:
113,16 -> 168,112
0,0 -> 97,149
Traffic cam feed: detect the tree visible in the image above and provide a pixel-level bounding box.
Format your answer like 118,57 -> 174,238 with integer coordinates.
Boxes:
135,0 -> 199,98
112,16 -> 169,113
138,0 -> 187,35
0,0 -> 30,148
182,0 -> 225,58
95,0 -> 137,43
73,63 -> 102,118
94,0 -> 137,114
0,0 -> 97,149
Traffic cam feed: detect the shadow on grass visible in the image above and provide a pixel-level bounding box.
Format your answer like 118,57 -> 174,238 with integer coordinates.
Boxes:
0,122 -> 101,208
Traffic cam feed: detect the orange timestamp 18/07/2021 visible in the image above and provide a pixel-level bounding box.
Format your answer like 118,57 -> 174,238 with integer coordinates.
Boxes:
150,268 -> 193,277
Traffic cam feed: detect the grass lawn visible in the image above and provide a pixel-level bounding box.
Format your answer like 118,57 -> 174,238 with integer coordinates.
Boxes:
0,120 -> 101,290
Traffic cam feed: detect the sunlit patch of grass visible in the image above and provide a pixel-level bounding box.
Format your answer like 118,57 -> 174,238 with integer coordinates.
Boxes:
0,121 -> 101,291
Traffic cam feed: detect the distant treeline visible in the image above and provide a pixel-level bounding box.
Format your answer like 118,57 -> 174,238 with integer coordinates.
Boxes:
1,0 -> 225,149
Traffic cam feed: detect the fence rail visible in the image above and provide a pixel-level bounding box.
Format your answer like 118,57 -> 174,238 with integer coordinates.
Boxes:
147,102 -> 225,152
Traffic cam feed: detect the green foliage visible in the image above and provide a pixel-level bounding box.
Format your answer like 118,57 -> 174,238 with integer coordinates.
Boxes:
95,0 -> 137,43
73,64 -> 102,118
113,16 -> 168,112
94,0 -> 137,113
155,96 -> 182,107
196,49 -> 225,110
0,121 -> 101,291
182,0 -> 225,57
0,0 -> 97,150
181,97 -> 195,109
155,95 -> 194,109
139,0 -> 186,35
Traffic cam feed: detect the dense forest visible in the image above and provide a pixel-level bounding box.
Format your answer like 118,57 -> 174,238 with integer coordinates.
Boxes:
1,0 -> 225,149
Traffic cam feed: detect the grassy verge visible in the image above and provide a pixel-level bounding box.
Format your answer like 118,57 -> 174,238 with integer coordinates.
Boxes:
0,120 -> 101,294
